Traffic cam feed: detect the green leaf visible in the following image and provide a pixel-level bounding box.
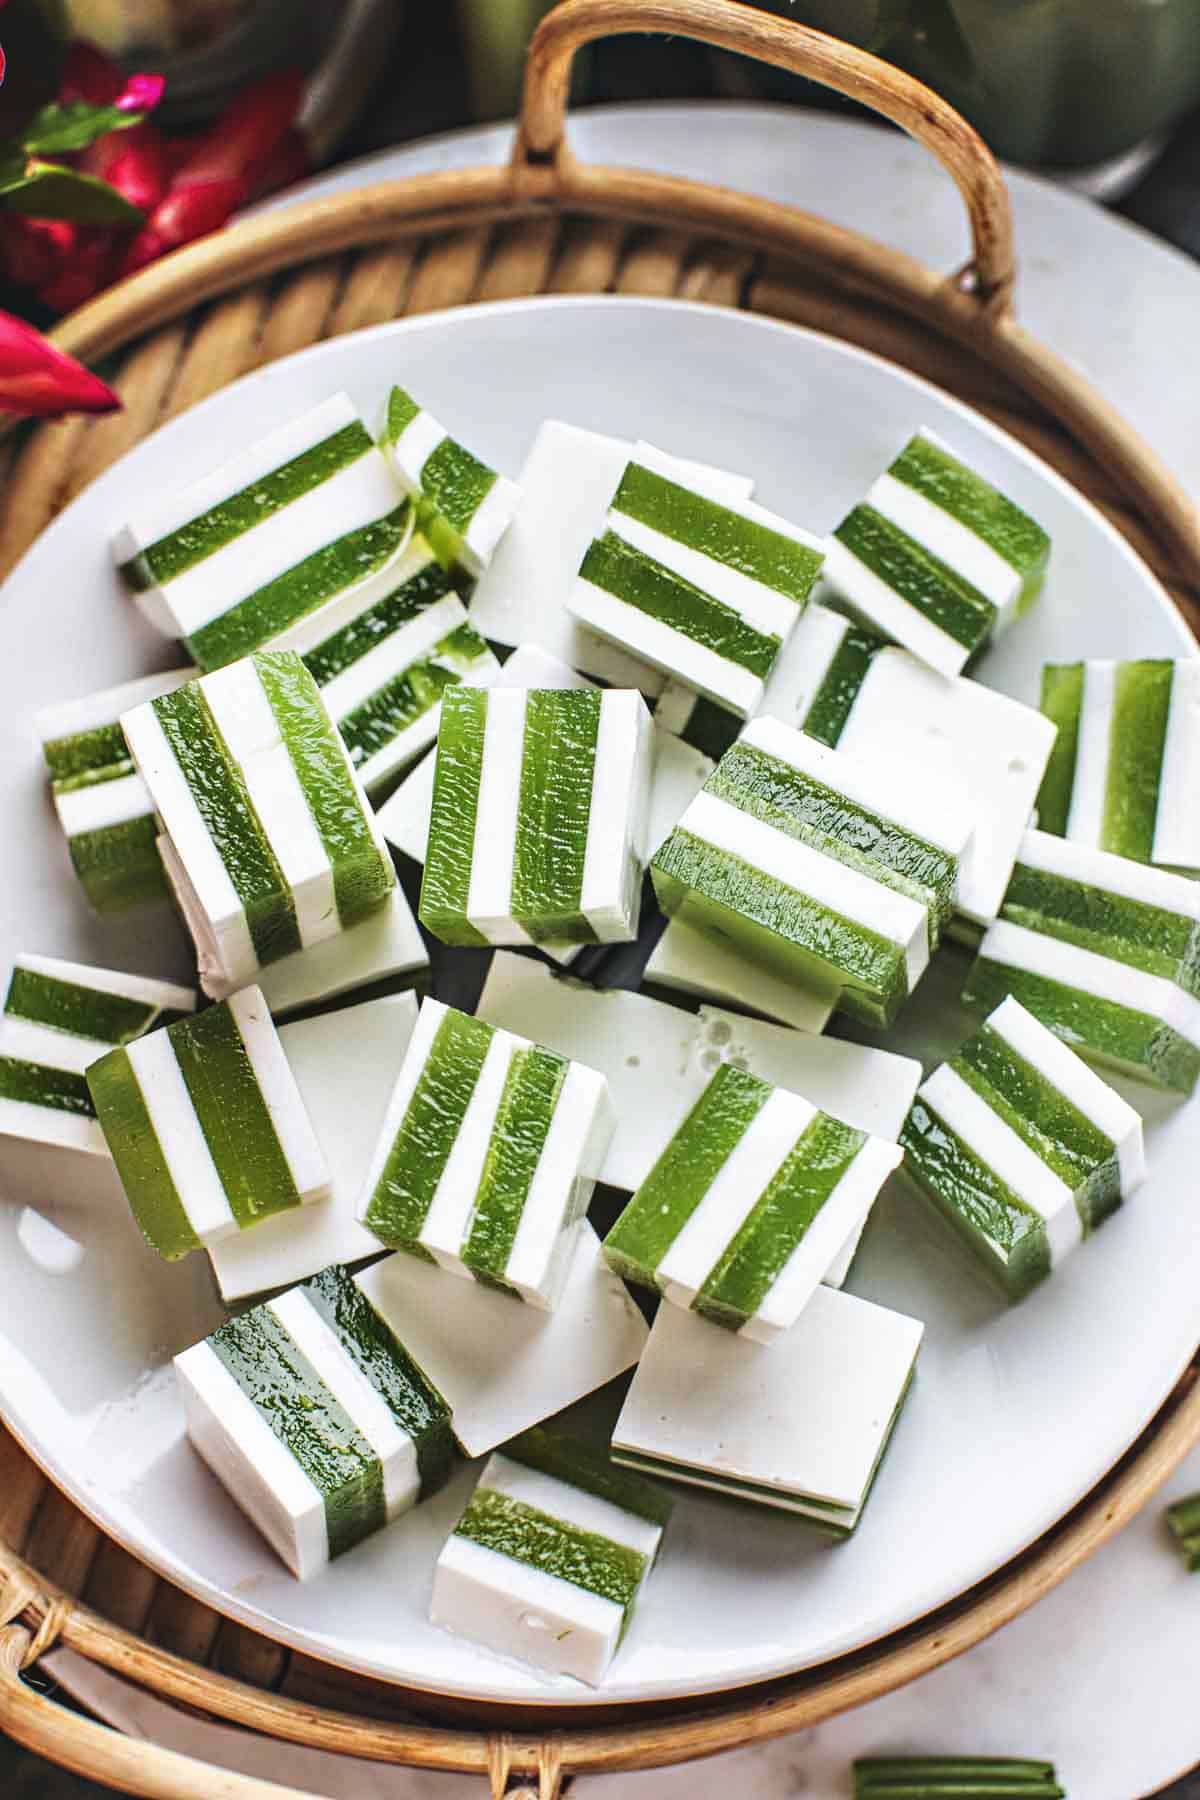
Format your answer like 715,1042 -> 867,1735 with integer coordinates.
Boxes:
0,161 -> 144,225
20,99 -> 148,156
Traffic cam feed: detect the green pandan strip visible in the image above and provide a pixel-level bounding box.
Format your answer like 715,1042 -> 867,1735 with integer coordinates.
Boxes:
802,618 -> 888,747
420,435 -> 498,535
302,1265 -> 455,1500
890,432 -> 1051,592
835,504 -> 994,651
42,719 -> 128,782
300,556 -> 452,686
853,1753 -> 1065,1797
121,421 -> 375,591
1166,1491 -> 1200,1571
153,681 -> 300,967
253,650 -> 394,931
900,1096 -> 1050,1300
69,815 -> 169,915
710,738 -> 956,941
1035,663 -> 1083,838
87,1047 -> 200,1260
364,1005 -> 493,1248
1103,660 -> 1172,862
187,506 -> 413,671
581,530 -> 781,677
651,830 -> 907,1029
614,461 -> 822,601
5,965 -> 169,1044
0,1055 -> 94,1115
455,1485 -> 648,1612
420,685 -> 490,948
336,622 -> 491,768
209,1306 -> 384,1560
696,1112 -> 867,1331
953,1022 -> 1114,1189
1002,861 -> 1199,990
510,688 -> 601,944
462,1043 -> 569,1287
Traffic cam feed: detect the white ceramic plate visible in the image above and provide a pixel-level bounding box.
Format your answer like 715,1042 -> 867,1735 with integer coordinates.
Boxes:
0,296 -> 1194,1708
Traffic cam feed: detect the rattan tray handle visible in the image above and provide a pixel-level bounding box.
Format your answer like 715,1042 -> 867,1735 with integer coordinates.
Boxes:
514,0 -> 1015,306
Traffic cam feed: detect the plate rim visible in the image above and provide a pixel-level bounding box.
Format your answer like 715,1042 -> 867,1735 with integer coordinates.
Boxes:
1,290 -> 1196,1710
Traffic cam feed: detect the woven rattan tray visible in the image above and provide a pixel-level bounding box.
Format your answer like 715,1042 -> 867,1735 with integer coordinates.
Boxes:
2,4 -> 1200,1793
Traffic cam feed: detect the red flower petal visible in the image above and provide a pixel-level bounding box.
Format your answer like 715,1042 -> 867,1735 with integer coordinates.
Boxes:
116,73 -> 165,114
0,309 -> 120,417
80,120 -> 170,215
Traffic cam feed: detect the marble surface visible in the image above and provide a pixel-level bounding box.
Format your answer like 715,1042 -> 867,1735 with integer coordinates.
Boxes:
28,103 -> 1200,1797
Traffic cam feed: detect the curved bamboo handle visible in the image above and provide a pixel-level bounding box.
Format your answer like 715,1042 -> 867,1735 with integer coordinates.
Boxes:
515,0 -> 1015,307
0,1626 -> 327,1800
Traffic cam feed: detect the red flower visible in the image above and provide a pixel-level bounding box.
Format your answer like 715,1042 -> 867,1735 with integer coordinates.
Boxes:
0,308 -> 119,417
58,43 -> 164,116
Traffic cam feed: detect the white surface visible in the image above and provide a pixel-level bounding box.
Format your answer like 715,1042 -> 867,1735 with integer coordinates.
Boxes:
614,1288 -> 924,1526
355,1225 -> 646,1459
0,294 -> 1195,1707
644,916 -> 836,1033
252,887 -> 428,1018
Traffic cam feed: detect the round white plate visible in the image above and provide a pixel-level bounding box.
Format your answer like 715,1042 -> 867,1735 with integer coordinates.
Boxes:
0,295 -> 1194,1708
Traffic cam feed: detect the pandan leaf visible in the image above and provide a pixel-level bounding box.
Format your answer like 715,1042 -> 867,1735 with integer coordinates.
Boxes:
0,160 -> 144,225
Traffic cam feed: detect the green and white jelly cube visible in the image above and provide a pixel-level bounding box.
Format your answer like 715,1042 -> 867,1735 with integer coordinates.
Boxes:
964,828 -> 1200,1094
1038,658 -> 1200,873
359,998 -> 614,1309
89,985 -> 330,1259
0,954 -> 195,1156
122,650 -> 396,998
569,446 -> 824,718
419,684 -> 653,948
381,384 -> 520,583
604,1063 -> 901,1343
270,530 -> 500,799
651,716 -> 973,1028
823,429 -> 1050,679
34,667 -> 195,914
355,1226 -> 648,1460
767,601 -> 1056,926
175,1262 -> 456,1580
430,1428 -> 670,1686
612,1285 -> 923,1532
114,393 -> 412,667
901,995 -> 1145,1301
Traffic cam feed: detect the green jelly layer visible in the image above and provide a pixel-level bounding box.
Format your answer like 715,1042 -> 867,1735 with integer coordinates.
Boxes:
696,1112 -> 867,1332
120,420 -> 374,591
170,1001 -> 304,1229
5,965 -> 173,1045
710,738 -> 956,942
419,686 -> 489,948
954,1022 -> 1114,1192
509,688 -> 601,945
651,830 -> 907,1030
42,719 -> 128,782
300,555 -> 451,686
455,1485 -> 647,1615
187,505 -> 413,671
0,1055 -> 94,1115
462,1043 -> 570,1288
581,531 -> 780,679
68,814 -> 169,915
604,1062 -> 771,1289
505,1428 -> 672,1529
302,1265 -> 455,1499
252,650 -> 393,932
614,462 -> 822,603
1167,1493 -> 1200,1571
1103,660 -> 1173,862
153,681 -> 301,967
384,387 -> 421,444
900,1097 -> 1051,1300
835,504 -> 995,653
364,1004 -> 493,1248
210,1305 -> 383,1561
962,956 -> 1200,1096
337,622 -> 491,773
1036,662 -> 1084,838
889,432 -> 1051,597
1002,860 -> 1200,995
420,435 -> 497,536
87,1047 -> 200,1260
801,619 -> 888,747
